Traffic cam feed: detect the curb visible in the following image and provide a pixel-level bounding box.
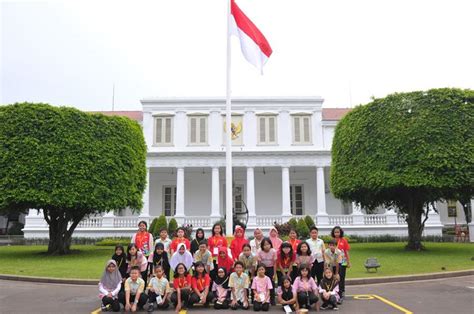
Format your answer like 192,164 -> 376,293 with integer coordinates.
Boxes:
1,269 -> 473,286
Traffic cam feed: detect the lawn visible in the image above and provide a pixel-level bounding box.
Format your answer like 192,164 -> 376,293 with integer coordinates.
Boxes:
0,243 -> 472,280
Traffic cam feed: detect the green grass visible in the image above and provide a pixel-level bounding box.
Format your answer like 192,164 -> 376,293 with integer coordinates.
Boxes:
0,243 -> 472,280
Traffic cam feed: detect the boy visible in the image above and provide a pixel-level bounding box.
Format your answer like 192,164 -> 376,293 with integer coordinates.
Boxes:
229,261 -> 250,310
306,226 -> 326,283
193,240 -> 214,273
324,240 -> 343,282
119,266 -> 147,312
146,265 -> 170,312
155,228 -> 172,255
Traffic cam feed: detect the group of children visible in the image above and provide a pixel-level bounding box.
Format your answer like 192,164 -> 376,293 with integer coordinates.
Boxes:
99,221 -> 351,313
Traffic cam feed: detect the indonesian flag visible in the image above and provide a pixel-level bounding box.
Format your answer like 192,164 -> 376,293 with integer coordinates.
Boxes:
230,0 -> 272,73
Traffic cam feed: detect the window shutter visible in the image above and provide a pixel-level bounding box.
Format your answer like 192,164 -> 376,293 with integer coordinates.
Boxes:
269,117 -> 275,142
199,117 -> 206,143
156,118 -> 162,143
294,117 -> 300,142
303,117 -> 310,142
165,118 -> 172,143
260,117 -> 266,143
190,118 -> 197,143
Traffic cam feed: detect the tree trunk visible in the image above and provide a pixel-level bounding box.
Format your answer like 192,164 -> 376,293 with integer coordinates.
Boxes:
45,211 -> 81,255
405,203 -> 425,251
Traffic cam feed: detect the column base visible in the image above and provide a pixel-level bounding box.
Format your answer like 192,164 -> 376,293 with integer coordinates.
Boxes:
246,215 -> 257,228
386,211 -> 399,225
174,215 -> 185,225
316,213 -> 329,225
468,223 -> 474,243
351,212 -> 364,225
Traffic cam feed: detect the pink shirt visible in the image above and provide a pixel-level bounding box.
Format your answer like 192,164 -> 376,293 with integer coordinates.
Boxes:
251,275 -> 273,303
257,249 -> 277,267
292,277 -> 318,294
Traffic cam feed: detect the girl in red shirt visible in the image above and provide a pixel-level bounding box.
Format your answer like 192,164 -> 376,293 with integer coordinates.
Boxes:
276,242 -> 296,286
208,223 -> 228,280
170,263 -> 192,312
169,227 -> 191,255
188,262 -> 213,307
230,225 -> 248,261
331,226 -> 350,302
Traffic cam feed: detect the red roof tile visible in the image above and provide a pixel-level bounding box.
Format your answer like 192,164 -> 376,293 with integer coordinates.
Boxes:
89,111 -> 143,122
322,108 -> 351,121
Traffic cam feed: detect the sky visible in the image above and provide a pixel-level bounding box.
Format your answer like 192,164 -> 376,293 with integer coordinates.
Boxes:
1,0 -> 473,111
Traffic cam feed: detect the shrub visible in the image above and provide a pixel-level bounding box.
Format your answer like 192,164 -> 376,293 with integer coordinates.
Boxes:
149,218 -> 158,234
168,218 -> 178,236
7,222 -> 24,235
95,237 -> 131,247
288,218 -> 298,230
304,215 -> 315,229
154,215 -> 168,237
296,219 -> 309,239
273,221 -> 292,237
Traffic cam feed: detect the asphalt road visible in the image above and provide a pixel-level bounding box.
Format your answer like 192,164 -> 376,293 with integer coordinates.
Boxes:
0,276 -> 473,313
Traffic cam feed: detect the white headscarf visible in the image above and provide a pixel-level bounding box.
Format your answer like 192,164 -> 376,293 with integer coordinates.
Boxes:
170,243 -> 194,270
100,259 -> 122,290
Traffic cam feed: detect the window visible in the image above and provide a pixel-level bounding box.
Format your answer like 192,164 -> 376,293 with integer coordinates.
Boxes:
257,115 -> 277,145
223,184 -> 246,214
290,184 -> 304,215
292,115 -> 312,144
163,186 -> 177,216
188,115 -> 208,145
154,116 -> 173,145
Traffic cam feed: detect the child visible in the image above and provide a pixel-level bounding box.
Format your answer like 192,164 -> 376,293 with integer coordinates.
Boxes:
294,242 -> 314,282
230,225 -> 248,261
324,240 -> 343,287
146,265 -> 170,312
251,264 -> 273,312
292,264 -> 319,310
217,246 -> 234,275
239,243 -> 257,279
193,240 -> 214,274
306,226 -> 326,283
277,276 -> 297,313
250,228 -> 264,255
288,229 -> 301,253
131,220 -> 154,258
257,238 -> 277,305
331,226 -> 350,302
170,263 -> 192,312
170,227 -> 191,255
209,223 -> 228,279
191,228 -> 206,255
318,267 -> 340,310
127,244 -> 149,286
229,261 -> 250,310
170,243 -> 194,271
188,262 -> 213,307
276,242 -> 295,286
119,266 -> 147,312
155,228 -> 172,255
112,245 -> 128,279
212,267 -> 230,310
268,227 -> 283,252
99,260 -> 122,312
148,243 -> 171,280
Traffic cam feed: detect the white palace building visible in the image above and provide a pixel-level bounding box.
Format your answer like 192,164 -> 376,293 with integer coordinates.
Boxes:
22,97 -> 473,239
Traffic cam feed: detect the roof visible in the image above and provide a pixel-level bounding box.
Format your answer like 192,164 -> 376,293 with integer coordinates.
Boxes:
89,111 -> 143,122
322,108 -> 351,121
90,108 -> 351,122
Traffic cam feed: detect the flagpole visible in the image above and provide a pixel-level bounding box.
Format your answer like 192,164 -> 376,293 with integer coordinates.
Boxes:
225,0 -> 233,236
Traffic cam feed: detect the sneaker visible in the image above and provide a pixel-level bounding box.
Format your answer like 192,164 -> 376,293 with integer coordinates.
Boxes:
147,303 -> 154,312
337,297 -> 343,305
320,304 -> 329,310
333,306 -> 339,311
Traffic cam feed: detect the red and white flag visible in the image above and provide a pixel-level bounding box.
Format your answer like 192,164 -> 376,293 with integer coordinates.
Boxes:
230,0 -> 272,73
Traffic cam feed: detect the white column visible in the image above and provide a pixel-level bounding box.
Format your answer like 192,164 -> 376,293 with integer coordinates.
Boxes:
316,166 -> 329,224
281,167 -> 291,218
469,199 -> 474,242
426,203 -> 441,225
139,167 -> 150,217
351,201 -> 364,225
211,167 -> 221,219
246,167 -> 256,226
175,167 -> 185,223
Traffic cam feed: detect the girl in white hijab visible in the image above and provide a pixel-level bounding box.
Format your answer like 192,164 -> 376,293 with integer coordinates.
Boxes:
170,243 -> 194,270
98,259 -> 122,312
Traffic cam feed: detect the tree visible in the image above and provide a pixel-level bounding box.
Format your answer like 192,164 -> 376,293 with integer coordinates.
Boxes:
154,215 -> 168,237
296,219 -> 310,239
0,103 -> 146,254
331,88 -> 474,250
168,218 -> 178,237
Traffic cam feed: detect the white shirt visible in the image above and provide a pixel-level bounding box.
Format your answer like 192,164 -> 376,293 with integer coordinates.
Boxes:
306,238 -> 325,263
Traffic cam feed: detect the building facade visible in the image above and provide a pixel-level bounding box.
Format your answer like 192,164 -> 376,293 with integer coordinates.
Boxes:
23,97 -> 472,238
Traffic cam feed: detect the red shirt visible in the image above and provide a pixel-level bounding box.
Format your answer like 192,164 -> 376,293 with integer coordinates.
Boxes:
173,274 -> 192,289
191,274 -> 210,292
288,238 -> 301,253
277,251 -> 296,270
170,238 -> 191,253
208,235 -> 228,257
336,237 -> 350,260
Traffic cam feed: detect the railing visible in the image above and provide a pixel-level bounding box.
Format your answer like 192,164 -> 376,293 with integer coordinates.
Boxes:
77,217 -> 103,228
256,215 -> 283,226
183,216 -> 213,228
364,215 -> 387,225
113,217 -> 141,228
329,215 -> 353,225
398,215 -> 407,224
